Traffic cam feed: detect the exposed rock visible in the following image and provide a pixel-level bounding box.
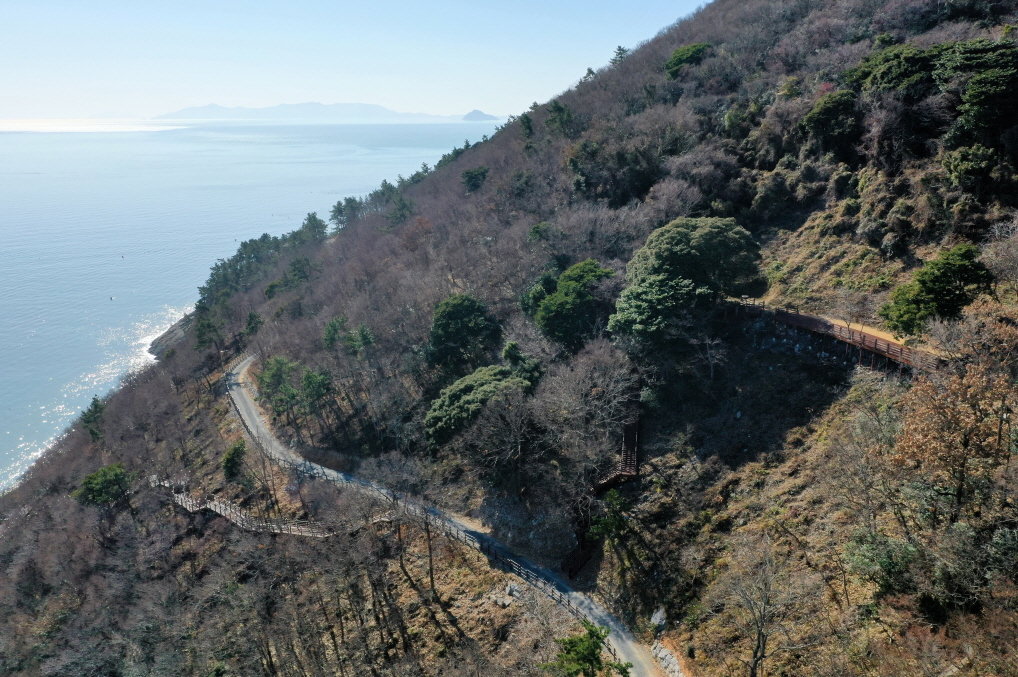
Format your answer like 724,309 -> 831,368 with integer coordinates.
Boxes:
148,313 -> 192,359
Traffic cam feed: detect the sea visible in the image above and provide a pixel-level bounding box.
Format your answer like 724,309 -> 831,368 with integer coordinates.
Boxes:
0,119 -> 499,490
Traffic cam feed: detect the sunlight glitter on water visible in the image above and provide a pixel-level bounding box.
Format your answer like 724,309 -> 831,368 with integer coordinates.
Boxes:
64,304 -> 190,397
0,305 -> 191,491
0,120 -> 499,494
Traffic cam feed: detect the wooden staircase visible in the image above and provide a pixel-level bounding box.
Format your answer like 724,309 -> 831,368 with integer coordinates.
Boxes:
595,420 -> 639,491
149,476 -> 333,538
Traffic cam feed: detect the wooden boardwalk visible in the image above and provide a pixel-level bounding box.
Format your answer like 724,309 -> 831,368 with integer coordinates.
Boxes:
737,299 -> 941,371
224,356 -> 672,676
148,476 -> 333,538
595,421 -> 639,491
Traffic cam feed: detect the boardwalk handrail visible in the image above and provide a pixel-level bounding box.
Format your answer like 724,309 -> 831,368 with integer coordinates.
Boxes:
222,357 -> 673,673
264,451 -> 627,662
148,475 -> 333,538
737,299 -> 941,371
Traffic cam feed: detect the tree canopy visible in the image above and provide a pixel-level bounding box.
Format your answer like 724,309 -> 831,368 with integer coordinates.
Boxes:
222,441 -> 246,481
532,259 -> 613,351
879,243 -> 993,336
73,464 -> 131,507
665,42 -> 710,78
461,166 -> 489,193
424,365 -> 532,445
429,294 -> 501,369
800,89 -> 861,158
540,620 -> 631,676
609,217 -> 759,343
81,395 -> 105,443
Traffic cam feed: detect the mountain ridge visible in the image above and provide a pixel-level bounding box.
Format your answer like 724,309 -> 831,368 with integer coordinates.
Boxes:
156,101 -> 502,123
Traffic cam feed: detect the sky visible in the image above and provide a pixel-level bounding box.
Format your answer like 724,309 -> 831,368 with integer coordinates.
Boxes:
1,1 -> 704,119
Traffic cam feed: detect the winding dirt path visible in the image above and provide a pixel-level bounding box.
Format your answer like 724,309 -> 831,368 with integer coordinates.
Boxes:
226,355 -> 670,677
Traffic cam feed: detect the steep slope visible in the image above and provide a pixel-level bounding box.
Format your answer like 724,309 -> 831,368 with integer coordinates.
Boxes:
5,1 -> 1018,675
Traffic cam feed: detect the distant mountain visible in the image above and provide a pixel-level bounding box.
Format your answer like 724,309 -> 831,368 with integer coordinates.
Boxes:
462,109 -> 498,121
155,102 -> 500,123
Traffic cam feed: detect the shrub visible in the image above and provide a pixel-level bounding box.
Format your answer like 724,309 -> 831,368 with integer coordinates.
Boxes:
879,243 -> 993,335
845,530 -> 917,596
801,90 -> 861,159
950,67 -> 1018,144
934,38 -> 1018,86
73,464 -> 132,507
751,171 -> 793,219
846,39 -> 1018,97
532,259 -> 612,351
942,144 -> 1012,195
424,365 -> 532,444
429,294 -> 501,369
847,38 -> 1018,150
461,166 -> 489,193
665,42 -> 710,79
222,441 -> 246,480
845,43 -> 942,98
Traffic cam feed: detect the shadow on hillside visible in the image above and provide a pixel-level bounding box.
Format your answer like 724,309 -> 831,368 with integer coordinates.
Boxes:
645,316 -> 855,469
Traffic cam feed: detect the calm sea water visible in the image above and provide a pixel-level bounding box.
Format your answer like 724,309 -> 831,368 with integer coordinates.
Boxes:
0,121 -> 498,489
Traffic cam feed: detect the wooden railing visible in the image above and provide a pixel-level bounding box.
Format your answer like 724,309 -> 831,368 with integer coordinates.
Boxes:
595,421 -> 640,491
737,299 -> 941,371
149,476 -> 333,538
263,457 -> 631,665
225,357 -> 672,674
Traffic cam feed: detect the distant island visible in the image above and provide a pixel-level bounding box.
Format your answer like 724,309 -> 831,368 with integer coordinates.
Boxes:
156,102 -> 501,123
462,109 -> 498,121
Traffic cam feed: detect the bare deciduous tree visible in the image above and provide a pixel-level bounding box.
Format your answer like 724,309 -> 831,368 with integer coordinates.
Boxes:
831,288 -> 875,331
983,217 -> 1018,295
692,334 -> 728,381
707,535 -> 822,677
463,386 -> 543,469
534,339 -> 639,467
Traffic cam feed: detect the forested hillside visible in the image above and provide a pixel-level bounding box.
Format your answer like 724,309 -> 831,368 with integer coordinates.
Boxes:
4,0 -> 1018,675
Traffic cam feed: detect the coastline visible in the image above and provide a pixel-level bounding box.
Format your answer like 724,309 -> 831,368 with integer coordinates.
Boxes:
148,313 -> 192,360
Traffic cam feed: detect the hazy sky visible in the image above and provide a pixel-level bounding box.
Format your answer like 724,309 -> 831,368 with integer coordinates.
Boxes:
1,1 -> 703,119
